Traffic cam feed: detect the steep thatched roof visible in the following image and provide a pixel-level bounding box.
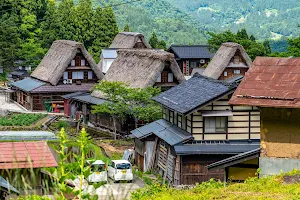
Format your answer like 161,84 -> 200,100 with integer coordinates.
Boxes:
202,42 -> 252,79
109,32 -> 151,49
92,49 -> 185,98
31,40 -> 103,85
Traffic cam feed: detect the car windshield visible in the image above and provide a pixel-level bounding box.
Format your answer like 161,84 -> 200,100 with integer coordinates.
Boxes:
116,163 -> 131,169
91,164 -> 105,172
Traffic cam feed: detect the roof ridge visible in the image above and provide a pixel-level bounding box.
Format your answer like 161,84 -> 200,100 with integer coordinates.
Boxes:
193,73 -> 237,88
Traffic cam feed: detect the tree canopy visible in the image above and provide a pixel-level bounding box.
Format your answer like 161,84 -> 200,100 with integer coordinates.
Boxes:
92,81 -> 162,130
0,0 -> 119,71
208,29 -> 269,60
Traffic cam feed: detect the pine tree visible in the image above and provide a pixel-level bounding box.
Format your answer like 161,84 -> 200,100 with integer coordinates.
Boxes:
73,0 -> 93,45
250,35 -> 256,41
88,7 -> 119,62
123,24 -> 130,32
237,28 -> 249,40
40,0 -> 59,49
57,0 -> 77,41
149,32 -> 158,48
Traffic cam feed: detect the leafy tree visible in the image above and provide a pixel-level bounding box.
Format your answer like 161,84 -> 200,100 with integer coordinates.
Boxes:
92,81 -> 161,139
149,32 -> 167,50
208,30 -> 268,60
287,37 -> 300,57
123,24 -> 131,32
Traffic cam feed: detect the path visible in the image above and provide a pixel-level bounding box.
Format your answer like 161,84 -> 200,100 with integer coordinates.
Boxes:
0,92 -> 25,112
96,175 -> 145,200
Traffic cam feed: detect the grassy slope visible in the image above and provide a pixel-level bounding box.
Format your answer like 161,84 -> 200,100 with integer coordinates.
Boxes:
132,172 -> 300,200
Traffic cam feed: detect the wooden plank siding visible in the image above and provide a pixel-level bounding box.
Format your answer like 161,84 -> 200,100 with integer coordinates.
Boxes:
162,96 -> 260,141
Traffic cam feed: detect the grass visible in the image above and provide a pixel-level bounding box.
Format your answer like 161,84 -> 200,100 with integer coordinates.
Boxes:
131,171 -> 300,200
0,113 -> 47,126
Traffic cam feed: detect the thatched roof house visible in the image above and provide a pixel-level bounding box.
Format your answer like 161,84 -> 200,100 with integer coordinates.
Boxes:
11,40 -> 104,111
31,40 -> 103,85
109,32 -> 151,49
202,42 -> 252,80
92,49 -> 185,98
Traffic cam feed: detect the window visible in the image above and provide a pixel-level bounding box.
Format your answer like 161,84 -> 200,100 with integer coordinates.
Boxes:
169,111 -> 174,123
81,59 -> 86,66
233,70 -> 241,74
71,60 -> 76,66
88,71 -> 93,79
190,61 -> 197,68
224,71 -> 228,77
156,74 -> 161,82
168,73 -> 173,82
204,117 -> 226,133
72,71 -> 84,79
63,72 -> 68,80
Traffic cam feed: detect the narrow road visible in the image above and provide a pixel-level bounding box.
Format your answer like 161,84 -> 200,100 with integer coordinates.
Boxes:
96,175 -> 145,200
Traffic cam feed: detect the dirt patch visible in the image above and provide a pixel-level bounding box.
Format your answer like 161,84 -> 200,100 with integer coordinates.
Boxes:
283,175 -> 300,184
94,140 -> 134,159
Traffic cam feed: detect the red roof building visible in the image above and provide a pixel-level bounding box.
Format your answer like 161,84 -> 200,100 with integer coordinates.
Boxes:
229,57 -> 300,177
229,57 -> 300,108
0,141 -> 57,169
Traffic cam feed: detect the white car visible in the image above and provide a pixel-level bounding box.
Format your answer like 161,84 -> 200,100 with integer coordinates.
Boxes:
87,160 -> 108,183
107,160 -> 133,183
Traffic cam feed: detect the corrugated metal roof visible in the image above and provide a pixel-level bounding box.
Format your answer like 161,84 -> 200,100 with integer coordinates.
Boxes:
102,49 -> 118,59
72,94 -> 107,105
0,141 -> 58,169
62,92 -> 86,99
168,45 -> 215,59
153,74 -> 237,115
0,131 -> 57,141
0,176 -> 19,194
230,57 -> 300,108
11,78 -> 46,92
207,148 -> 260,170
131,119 -> 193,146
174,141 -> 260,155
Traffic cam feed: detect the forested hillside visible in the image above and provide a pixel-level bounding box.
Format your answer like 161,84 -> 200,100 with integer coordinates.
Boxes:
91,0 -> 208,45
90,0 -> 300,46
165,0 -> 300,39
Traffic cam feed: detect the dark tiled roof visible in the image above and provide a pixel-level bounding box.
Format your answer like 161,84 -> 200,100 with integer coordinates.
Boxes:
230,57 -> 300,108
168,45 -> 215,59
153,74 -> 237,115
207,148 -> 260,170
12,78 -> 46,92
72,94 -> 107,105
31,83 -> 94,93
174,140 -> 260,155
130,119 -> 193,146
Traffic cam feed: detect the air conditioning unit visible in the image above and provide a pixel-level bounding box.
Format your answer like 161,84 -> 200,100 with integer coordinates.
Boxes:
63,79 -> 68,84
200,59 -> 205,64
67,79 -> 73,84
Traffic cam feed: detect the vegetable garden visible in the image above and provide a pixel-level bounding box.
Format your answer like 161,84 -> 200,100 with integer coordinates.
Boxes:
0,113 -> 47,126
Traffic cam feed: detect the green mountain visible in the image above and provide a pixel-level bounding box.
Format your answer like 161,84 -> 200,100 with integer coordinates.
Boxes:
165,0 -> 300,39
91,0 -> 208,45
89,0 -> 300,47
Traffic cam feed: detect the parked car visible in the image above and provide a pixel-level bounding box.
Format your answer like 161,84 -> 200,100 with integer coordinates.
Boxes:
87,160 -> 108,183
107,160 -> 133,183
